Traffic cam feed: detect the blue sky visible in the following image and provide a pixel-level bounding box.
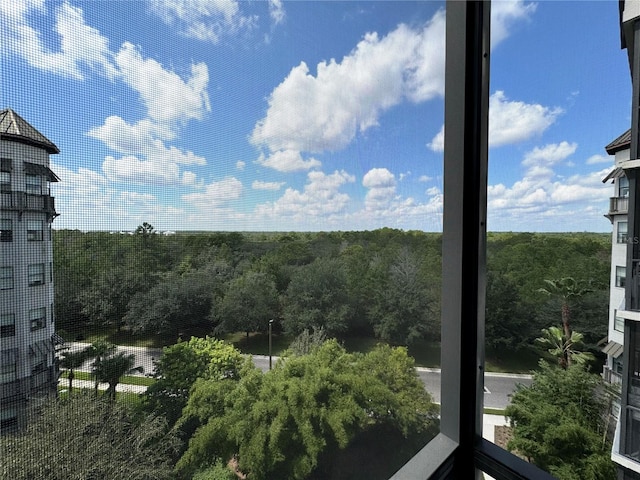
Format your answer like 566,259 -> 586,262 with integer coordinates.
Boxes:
0,0 -> 631,232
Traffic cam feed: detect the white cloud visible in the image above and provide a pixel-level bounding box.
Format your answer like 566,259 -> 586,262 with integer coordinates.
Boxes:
252,3 -> 534,162
522,141 -> 577,167
486,145 -> 611,230
491,0 -> 537,48
182,177 -> 243,210
426,186 -> 441,196
255,170 -> 354,219
102,155 -> 181,185
149,0 -> 257,44
268,0 -> 285,25
252,180 -> 285,191
586,154 -> 610,165
428,91 -> 563,151
256,150 -> 321,172
489,91 -> 563,147
363,168 -> 397,210
1,1 -> 116,80
236,160 -> 246,170
418,175 -> 433,182
115,42 -> 210,127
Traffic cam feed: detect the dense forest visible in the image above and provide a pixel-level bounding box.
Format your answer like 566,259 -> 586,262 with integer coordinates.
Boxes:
53,226 -> 612,360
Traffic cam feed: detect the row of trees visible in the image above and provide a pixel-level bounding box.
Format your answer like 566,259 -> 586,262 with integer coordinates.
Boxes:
54,227 -> 611,353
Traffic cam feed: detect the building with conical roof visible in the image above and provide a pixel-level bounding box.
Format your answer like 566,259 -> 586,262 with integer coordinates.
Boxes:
0,108 -> 60,431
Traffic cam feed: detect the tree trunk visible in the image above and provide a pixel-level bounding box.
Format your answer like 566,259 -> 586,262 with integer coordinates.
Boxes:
68,370 -> 74,394
561,302 -> 571,367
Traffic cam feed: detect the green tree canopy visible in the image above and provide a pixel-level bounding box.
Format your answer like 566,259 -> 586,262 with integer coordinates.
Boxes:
505,361 -> 615,480
282,258 -> 354,336
176,340 -> 437,480
144,336 -> 244,425
215,271 -> 279,337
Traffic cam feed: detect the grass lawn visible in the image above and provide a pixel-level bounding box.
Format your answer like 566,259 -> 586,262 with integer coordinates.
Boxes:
60,370 -> 155,386
222,331 -> 294,356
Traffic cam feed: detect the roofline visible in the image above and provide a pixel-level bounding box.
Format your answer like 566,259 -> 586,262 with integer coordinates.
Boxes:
0,133 -> 60,154
606,128 -> 632,154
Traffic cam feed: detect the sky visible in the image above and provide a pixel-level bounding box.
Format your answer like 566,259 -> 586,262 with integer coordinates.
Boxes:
0,0 -> 632,232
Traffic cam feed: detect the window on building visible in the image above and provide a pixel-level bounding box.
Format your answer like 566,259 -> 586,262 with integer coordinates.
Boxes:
0,267 -> 13,290
27,220 -> 43,241
0,219 -> 12,242
29,307 -> 46,331
620,175 -> 630,198
616,313 -> 626,332
25,174 -> 42,195
0,314 -> 15,338
0,360 -> 16,384
618,266 -> 627,288
28,263 -> 45,286
0,407 -> 17,431
619,221 -> 629,244
0,171 -> 10,193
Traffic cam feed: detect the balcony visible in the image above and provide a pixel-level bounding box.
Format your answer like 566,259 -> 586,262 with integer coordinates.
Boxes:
0,192 -> 56,216
604,365 -> 624,385
611,196 -> 629,215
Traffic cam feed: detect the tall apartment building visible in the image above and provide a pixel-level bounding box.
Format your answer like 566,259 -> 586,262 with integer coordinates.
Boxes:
0,108 -> 60,431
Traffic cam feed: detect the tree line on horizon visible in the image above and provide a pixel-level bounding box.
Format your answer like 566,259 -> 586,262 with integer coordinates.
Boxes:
53,226 -> 611,355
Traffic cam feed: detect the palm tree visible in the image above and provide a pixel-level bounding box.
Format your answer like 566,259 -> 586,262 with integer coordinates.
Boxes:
59,349 -> 87,394
84,340 -> 116,394
93,352 -> 143,400
536,326 -> 594,369
538,277 -> 593,366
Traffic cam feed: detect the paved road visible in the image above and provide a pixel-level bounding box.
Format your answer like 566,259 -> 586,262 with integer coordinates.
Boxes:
67,343 -> 531,409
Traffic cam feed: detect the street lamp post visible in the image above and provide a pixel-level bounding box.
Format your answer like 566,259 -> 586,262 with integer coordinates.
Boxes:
268,319 -> 274,370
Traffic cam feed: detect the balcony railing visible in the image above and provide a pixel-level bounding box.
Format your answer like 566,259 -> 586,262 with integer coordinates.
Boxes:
603,365 -> 623,385
0,192 -> 56,215
610,196 -> 629,214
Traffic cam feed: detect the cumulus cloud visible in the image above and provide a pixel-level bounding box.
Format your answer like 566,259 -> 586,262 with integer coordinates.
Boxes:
252,2 -> 534,164
236,161 -> 246,170
182,177 -> 243,210
1,0 -> 116,79
586,154 -> 610,165
491,0 -> 537,47
255,170 -> 355,219
115,42 -> 210,128
486,142 -> 611,230
363,168 -> 397,210
252,180 -> 285,191
256,150 -> 322,172
103,155 -> 181,185
148,0 -> 257,43
522,141 -> 577,167
428,91 -> 563,151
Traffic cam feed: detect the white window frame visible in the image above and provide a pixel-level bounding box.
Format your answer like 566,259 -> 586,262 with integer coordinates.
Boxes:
27,220 -> 44,241
0,313 -> 15,338
0,362 -> 16,384
617,266 -> 627,288
28,263 -> 45,286
25,173 -> 42,195
0,266 -> 13,290
0,218 -> 12,242
0,171 -> 10,193
29,307 -> 46,331
619,221 -> 629,244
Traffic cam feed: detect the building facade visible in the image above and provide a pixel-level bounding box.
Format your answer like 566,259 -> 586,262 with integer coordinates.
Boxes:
0,108 -> 60,432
